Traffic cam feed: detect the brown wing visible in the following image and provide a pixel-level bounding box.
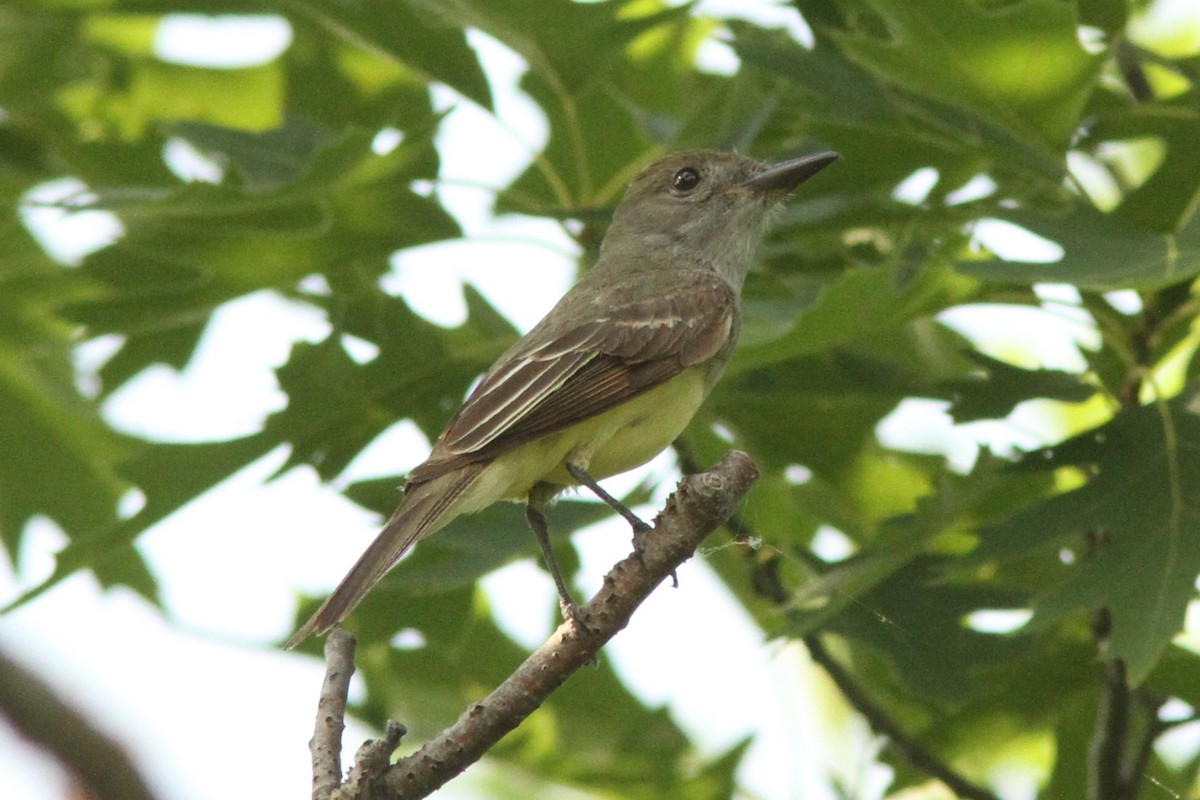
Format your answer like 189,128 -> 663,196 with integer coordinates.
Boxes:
407,271 -> 736,483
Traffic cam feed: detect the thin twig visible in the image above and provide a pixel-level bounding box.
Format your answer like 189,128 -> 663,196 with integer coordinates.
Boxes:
1089,656 -> 1130,800
804,635 -> 1001,800
0,645 -> 161,800
311,629 -> 358,800
1086,666 -> 1175,800
1115,37 -> 1154,103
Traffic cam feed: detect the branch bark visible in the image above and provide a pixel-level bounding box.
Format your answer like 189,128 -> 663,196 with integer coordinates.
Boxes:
0,644 -> 161,800
1089,654 -> 1129,800
305,449 -> 760,800
312,629 -> 357,800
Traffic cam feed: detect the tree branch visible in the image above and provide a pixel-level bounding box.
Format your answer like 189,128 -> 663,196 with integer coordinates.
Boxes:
803,635 -> 1001,800
1088,654 -> 1129,800
0,644 -> 161,800
1122,692 -> 1166,798
311,628 -> 357,800
306,450 -> 760,800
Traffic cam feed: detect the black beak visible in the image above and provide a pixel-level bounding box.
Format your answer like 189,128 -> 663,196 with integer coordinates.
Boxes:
745,151 -> 839,194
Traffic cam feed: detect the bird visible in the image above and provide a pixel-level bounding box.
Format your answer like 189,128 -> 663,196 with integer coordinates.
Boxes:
285,148 -> 838,648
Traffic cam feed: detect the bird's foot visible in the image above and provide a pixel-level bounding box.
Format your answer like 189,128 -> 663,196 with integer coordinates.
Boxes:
630,519 -> 677,587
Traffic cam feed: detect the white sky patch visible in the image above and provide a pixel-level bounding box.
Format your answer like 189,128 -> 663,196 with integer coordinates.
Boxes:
371,127 -> 403,155
19,178 -> 124,266
101,292 -> 327,442
1130,0 -> 1200,57
692,1 -> 813,77
784,463 -> 813,484
971,218 -> 1065,263
1032,282 -> 1083,306
1104,289 -> 1143,314
1067,149 -> 1122,210
163,137 -> 225,184
479,560 -> 557,649
892,167 -> 939,205
964,608 -> 1033,634
696,37 -> 741,75
946,173 -> 997,205
160,136 -> 224,183
154,15 -> 292,68
811,525 -> 855,562
337,419 -> 432,485
72,334 -> 123,398
876,398 -> 982,472
939,302 -> 1097,371
696,0 -> 814,47
338,333 -> 379,365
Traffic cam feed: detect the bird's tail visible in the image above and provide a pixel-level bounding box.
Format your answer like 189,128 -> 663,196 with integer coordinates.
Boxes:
284,464 -> 484,648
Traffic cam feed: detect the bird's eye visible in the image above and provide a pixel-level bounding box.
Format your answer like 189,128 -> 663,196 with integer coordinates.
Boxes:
672,167 -> 701,193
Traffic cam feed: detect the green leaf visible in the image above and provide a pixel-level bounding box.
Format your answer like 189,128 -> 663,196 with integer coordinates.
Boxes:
1075,0 -> 1129,36
732,23 -> 1067,183
1085,92 -> 1200,234
938,350 -> 1097,422
285,0 -> 493,108
482,0 -> 717,214
268,280 -> 516,480
678,738 -> 751,800
783,451 -> 1052,639
63,124 -> 456,388
6,432 -> 277,612
734,263 -> 976,369
57,59 -> 285,137
168,116 -> 341,193
1028,687 -> 1093,797
0,226 -> 128,554
267,338 -> 383,479
958,202 -> 1200,288
819,558 -> 1031,703
0,334 -> 127,557
973,389 -> 1200,683
825,0 -> 1103,150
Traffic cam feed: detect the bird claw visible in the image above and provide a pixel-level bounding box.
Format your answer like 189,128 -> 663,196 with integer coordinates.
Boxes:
561,598 -> 596,635
630,520 -> 677,586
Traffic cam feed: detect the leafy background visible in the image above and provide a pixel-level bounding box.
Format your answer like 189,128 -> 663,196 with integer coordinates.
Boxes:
2,0 -> 1200,798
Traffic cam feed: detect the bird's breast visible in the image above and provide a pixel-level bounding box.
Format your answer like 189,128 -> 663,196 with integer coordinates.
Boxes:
465,367 -> 712,507
571,366 -> 710,482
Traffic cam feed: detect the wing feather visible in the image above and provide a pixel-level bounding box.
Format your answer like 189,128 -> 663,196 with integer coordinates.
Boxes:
408,271 -> 735,484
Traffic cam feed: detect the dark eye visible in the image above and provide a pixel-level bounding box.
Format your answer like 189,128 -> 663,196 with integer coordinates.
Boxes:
672,167 -> 701,193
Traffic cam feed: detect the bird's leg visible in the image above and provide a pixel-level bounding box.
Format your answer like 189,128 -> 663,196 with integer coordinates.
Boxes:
566,463 -> 651,535
524,497 -> 589,629
566,463 -> 677,587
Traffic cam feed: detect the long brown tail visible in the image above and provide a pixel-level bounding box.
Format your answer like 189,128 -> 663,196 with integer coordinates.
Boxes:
284,464 -> 484,648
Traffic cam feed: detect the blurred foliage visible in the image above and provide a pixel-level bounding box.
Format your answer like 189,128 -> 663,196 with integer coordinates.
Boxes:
2,0 -> 1200,797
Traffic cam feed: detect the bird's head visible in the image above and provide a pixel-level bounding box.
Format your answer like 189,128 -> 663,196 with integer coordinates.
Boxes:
598,149 -> 838,289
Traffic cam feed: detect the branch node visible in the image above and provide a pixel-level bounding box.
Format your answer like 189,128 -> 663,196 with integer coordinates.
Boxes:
333,722 -> 407,800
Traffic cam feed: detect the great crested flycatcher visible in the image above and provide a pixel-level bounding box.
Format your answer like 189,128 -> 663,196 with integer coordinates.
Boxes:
286,149 -> 838,647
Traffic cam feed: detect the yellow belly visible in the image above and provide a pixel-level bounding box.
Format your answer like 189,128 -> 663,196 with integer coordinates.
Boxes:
453,367 -> 709,514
